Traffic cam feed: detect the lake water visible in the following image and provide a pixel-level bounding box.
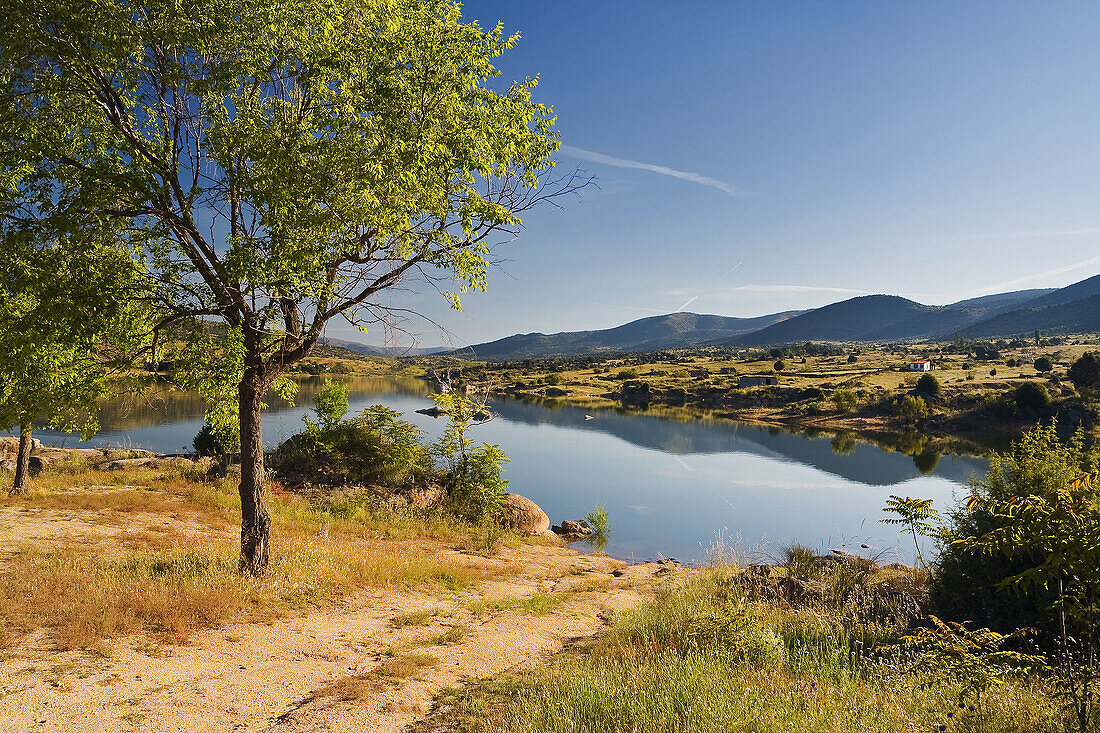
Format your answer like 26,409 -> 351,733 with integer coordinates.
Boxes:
31,376 -> 988,565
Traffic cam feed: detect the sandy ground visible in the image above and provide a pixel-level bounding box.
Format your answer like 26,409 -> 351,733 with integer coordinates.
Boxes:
0,509 -> 670,733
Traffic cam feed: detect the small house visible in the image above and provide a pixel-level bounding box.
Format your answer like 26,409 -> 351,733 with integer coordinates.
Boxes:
908,360 -> 933,372
739,375 -> 779,387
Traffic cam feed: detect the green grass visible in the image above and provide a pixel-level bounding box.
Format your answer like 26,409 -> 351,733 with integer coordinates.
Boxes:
416,566 -> 1075,733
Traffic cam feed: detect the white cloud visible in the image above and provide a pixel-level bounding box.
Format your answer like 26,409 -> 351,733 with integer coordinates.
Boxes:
560,145 -> 747,197
974,255 -> 1100,295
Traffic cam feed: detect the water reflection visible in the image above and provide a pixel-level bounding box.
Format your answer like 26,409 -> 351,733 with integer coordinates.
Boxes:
28,377 -> 988,565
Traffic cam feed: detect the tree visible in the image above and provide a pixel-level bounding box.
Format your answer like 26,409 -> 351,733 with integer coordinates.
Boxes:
916,373 -> 940,396
1035,356 -> 1054,373
1015,381 -> 1052,411
893,394 -> 928,422
881,495 -> 940,566
1,0 -> 580,572
1068,353 -> 1100,392
931,424 -> 1096,638
0,233 -> 145,492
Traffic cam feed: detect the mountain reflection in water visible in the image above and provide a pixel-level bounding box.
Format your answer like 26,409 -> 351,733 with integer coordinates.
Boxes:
30,376 -> 987,564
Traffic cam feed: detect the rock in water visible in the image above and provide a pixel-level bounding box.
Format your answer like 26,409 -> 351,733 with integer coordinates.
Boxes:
500,493 -> 550,536
552,519 -> 593,540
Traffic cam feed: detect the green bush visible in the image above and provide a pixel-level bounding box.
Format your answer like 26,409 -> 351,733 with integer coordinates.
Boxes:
308,378 -> 349,432
915,373 -> 940,396
192,421 -> 239,457
1034,356 -> 1053,373
892,394 -> 928,421
1014,381 -> 1052,410
931,424 -> 1097,635
1068,352 -> 1099,392
984,393 -> 1018,421
832,387 -> 859,413
430,391 -> 509,522
271,405 -> 431,488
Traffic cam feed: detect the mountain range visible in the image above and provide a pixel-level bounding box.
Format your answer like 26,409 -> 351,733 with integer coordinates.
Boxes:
328,273 -> 1100,360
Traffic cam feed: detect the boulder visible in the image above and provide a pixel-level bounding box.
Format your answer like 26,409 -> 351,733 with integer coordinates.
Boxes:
499,493 -> 550,536
0,456 -> 46,475
552,519 -> 593,540
0,436 -> 40,456
97,457 -> 157,471
97,455 -> 194,471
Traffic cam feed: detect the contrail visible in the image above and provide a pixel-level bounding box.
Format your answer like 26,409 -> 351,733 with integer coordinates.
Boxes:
561,145 -> 747,197
677,261 -> 744,311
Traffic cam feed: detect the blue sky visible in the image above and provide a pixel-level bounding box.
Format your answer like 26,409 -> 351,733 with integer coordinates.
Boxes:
343,1 -> 1100,348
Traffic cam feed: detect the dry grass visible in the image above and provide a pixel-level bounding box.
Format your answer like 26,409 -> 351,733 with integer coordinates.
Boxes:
424,624 -> 469,647
295,649 -> 441,703
0,464 -> 504,651
392,609 -> 437,628
379,651 -> 439,679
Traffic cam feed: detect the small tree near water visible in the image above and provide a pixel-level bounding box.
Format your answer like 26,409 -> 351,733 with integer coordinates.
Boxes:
881,495 -> 939,567
431,391 -> 509,522
307,380 -> 350,434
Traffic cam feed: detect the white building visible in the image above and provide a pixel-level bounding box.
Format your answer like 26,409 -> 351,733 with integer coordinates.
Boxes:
908,360 -> 933,372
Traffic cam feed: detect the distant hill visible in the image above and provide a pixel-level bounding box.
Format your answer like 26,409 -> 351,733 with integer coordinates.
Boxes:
735,288 -> 1057,345
963,293 -> 1100,337
339,275 -> 1097,361
319,337 -> 447,357
456,311 -> 805,360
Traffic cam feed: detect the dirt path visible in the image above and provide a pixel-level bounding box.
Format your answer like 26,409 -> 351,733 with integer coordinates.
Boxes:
0,544 -> 669,733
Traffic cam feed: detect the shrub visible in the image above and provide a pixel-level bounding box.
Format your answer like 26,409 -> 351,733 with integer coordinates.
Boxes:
309,379 -> 349,432
445,443 -> 509,523
797,387 -> 825,401
1068,352 -> 1099,392
430,391 -> 509,522
892,394 -> 928,422
773,360 -> 785,372
1034,356 -> 1054,373
931,424 -> 1097,636
832,387 -> 859,413
915,373 -> 940,396
615,369 -> 639,380
193,422 -> 239,457
1014,381 -> 1052,411
544,372 -> 564,386
271,406 -> 431,488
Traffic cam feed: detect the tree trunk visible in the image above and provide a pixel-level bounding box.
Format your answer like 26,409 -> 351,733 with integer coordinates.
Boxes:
11,423 -> 32,494
237,371 -> 270,575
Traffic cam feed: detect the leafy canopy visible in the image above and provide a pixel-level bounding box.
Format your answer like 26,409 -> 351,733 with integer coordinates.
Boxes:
0,231 -> 147,438
0,0 -> 568,386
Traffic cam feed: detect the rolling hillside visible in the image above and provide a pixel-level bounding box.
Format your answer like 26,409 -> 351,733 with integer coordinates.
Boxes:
315,276 -> 1099,360
455,311 -> 804,360
736,288 -> 1056,345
